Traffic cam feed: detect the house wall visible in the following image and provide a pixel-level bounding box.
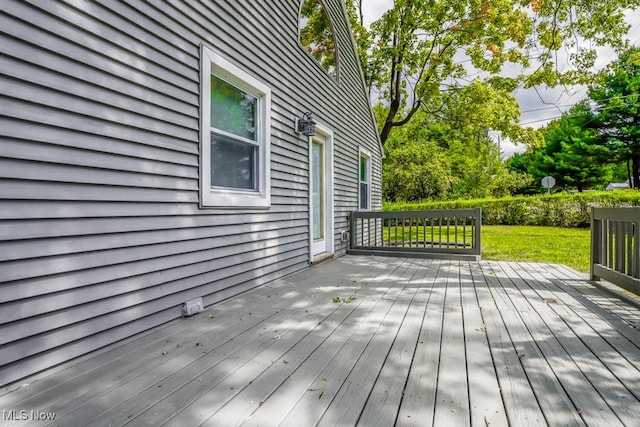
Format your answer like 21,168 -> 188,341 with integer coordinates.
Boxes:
0,0 -> 382,386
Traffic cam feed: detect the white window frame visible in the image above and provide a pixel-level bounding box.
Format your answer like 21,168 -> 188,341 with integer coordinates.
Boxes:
358,147 -> 371,211
200,45 -> 271,209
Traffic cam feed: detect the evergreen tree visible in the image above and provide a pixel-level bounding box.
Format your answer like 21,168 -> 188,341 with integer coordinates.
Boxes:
589,47 -> 640,188
528,105 -> 614,191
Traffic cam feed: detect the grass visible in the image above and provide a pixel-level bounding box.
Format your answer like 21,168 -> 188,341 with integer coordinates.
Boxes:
482,225 -> 591,273
377,222 -> 591,272
382,224 -> 473,246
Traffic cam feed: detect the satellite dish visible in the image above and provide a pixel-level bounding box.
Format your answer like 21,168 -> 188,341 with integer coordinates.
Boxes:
541,176 -> 556,188
541,176 -> 556,193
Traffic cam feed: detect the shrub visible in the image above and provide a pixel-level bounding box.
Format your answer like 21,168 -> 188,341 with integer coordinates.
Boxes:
382,190 -> 640,228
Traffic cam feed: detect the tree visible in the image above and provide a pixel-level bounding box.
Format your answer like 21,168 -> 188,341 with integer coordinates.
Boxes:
382,136 -> 452,201
589,47 -> 640,188
300,0 -> 337,75
528,105 -> 614,191
382,80 -> 531,200
506,152 -> 537,194
346,0 -> 640,145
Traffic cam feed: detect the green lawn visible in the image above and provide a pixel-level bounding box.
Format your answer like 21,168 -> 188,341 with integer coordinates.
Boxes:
482,225 -> 591,272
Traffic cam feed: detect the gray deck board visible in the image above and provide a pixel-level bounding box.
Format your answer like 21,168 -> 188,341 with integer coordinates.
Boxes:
242,259 -> 409,427
471,263 -> 548,427
277,260 -> 420,426
315,264 -> 424,427
356,261 -> 436,427
432,264 -> 470,427
460,263 -> 509,427
493,263 -> 621,426
506,263 -> 640,425
483,262 -> 586,427
515,263 -> 640,403
195,259 -> 414,427
395,262 -> 447,427
2,256 -> 640,427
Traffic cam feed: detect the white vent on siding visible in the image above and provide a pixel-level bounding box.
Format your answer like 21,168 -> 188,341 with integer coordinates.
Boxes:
182,298 -> 203,317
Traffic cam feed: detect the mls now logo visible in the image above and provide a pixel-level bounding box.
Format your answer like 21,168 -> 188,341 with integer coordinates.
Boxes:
2,410 -> 56,421
2,410 -> 28,421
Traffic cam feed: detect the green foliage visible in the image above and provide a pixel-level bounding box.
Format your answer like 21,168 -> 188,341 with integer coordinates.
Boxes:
345,0 -> 640,144
300,0 -> 337,75
589,47 -> 640,188
333,295 -> 356,303
384,190 -> 640,228
383,138 -> 452,202
526,104 -> 615,191
382,80 -> 531,202
513,48 -> 640,192
210,75 -> 256,140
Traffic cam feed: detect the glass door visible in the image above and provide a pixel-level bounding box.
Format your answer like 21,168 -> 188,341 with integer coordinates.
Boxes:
311,138 -> 325,255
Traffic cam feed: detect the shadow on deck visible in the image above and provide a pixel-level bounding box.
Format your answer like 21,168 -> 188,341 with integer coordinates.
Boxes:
1,256 -> 639,426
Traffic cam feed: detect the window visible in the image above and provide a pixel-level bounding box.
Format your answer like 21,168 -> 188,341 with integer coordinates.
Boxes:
359,148 -> 371,210
299,0 -> 337,77
200,45 -> 271,208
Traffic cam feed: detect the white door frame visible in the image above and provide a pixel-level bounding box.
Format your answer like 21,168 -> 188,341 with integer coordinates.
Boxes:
308,122 -> 334,262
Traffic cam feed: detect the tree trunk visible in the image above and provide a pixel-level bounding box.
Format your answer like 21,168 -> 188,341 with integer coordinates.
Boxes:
379,104 -> 399,146
632,153 -> 640,189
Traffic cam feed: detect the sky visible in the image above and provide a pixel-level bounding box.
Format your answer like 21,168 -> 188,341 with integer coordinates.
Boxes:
360,2 -> 640,157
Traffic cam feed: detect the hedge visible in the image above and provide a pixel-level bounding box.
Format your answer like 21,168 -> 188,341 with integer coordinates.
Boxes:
382,190 -> 640,228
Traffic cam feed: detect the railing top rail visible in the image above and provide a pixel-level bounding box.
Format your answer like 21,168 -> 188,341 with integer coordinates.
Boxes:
351,208 -> 481,220
592,206 -> 640,222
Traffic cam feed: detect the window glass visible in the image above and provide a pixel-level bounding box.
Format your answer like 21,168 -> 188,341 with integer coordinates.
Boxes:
360,183 -> 369,210
210,75 -> 257,141
211,133 -> 256,190
359,153 -> 370,210
299,0 -> 337,76
312,141 -> 324,240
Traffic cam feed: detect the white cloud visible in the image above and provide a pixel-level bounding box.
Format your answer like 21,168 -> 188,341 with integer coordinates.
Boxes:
361,0 -> 393,25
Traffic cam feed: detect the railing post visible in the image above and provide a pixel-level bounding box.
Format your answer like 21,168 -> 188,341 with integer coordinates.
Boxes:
631,221 -> 640,279
474,208 -> 482,257
349,211 -> 356,250
590,206 -> 600,281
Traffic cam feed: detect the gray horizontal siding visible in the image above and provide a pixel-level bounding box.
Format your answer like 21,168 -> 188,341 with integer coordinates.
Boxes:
0,0 -> 381,386
0,213 -> 309,241
0,221 -> 308,266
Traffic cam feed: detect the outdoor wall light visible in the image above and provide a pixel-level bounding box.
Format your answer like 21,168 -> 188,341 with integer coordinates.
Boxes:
296,112 -> 316,136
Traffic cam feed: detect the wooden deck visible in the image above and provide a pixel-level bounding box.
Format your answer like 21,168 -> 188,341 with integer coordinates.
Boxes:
2,256 -> 640,426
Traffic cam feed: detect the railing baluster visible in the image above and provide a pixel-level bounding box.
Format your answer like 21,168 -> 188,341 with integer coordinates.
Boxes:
634,220 -> 639,279
626,221 -> 632,276
608,220 -> 614,269
410,217 -> 414,248
429,218 -> 432,248
423,217 -> 426,248
374,217 -> 378,248
454,217 -> 459,248
615,221 -> 623,273
463,218 -> 467,248
394,218 -> 398,247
